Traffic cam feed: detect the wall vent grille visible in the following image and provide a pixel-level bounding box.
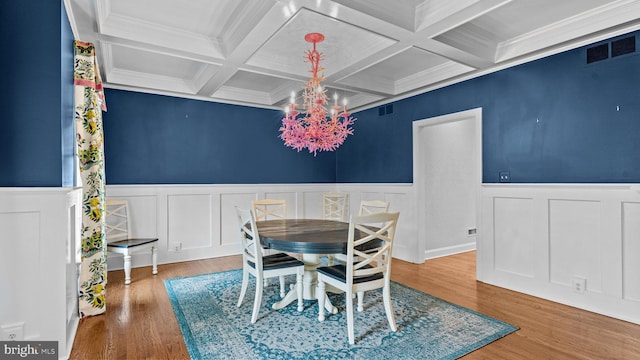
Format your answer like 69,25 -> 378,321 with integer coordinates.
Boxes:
587,35 -> 636,64
611,36 -> 635,57
587,43 -> 609,63
379,104 -> 394,116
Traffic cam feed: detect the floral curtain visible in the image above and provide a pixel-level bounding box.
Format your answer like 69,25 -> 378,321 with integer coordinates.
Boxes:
74,40 -> 108,317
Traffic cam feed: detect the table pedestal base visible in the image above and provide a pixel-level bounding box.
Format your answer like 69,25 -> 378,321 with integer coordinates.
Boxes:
272,253 -> 339,314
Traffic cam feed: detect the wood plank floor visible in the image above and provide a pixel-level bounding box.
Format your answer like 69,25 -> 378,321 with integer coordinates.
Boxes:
69,251 -> 640,359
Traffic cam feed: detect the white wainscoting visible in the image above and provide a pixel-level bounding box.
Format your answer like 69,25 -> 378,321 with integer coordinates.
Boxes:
107,182 -> 640,324
0,187 -> 82,359
479,184 -> 640,325
105,183 -> 418,270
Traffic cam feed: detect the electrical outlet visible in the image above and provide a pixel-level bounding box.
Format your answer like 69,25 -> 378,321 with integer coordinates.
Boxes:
571,276 -> 586,294
467,228 -> 477,236
499,171 -> 510,183
170,242 -> 182,252
1,323 -> 24,341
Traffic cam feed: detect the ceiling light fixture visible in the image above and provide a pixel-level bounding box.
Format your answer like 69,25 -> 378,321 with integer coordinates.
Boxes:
279,33 -> 355,155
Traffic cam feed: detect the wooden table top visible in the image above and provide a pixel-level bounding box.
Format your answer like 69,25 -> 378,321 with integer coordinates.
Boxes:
257,219 -> 351,254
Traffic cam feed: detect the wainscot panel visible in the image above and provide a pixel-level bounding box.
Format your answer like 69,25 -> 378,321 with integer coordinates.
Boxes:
480,184 -> 640,325
0,188 -> 82,359
105,184 -> 419,269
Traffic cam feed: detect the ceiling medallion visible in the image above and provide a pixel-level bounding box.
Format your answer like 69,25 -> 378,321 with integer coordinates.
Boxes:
279,33 -> 355,155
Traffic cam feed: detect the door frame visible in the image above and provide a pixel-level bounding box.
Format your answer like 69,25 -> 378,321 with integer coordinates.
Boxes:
412,107 -> 483,264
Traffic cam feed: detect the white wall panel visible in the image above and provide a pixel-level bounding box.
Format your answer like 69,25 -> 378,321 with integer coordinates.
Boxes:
493,197 -> 535,277
168,194 -> 213,250
0,212 -> 40,328
263,191 -> 297,218
220,193 -> 256,250
0,188 -> 82,358
622,201 -> 640,302
106,184 -> 417,266
302,191 -> 325,219
549,199 -> 602,293
480,184 -> 640,325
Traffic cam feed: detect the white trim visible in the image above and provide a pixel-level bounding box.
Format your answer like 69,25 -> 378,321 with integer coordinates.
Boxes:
413,107 -> 483,265
425,242 -> 476,260
352,21 -> 640,113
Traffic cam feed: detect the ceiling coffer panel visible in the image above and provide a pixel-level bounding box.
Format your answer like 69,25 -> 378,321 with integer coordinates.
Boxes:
65,0 -> 639,111
245,9 -> 396,78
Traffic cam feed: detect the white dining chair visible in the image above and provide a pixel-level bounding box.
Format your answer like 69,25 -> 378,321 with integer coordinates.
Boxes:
316,211 -> 400,344
323,193 -> 349,266
252,199 -> 288,296
105,199 -> 158,285
323,193 -> 348,221
252,199 -> 286,221
235,207 -> 304,323
358,199 -> 390,216
332,199 -> 390,264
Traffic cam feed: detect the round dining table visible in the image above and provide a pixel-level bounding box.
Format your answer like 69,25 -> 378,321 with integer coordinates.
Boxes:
257,218 -> 353,313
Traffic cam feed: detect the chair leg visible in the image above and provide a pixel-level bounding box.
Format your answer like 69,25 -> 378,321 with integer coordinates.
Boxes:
123,254 -> 132,285
357,291 -> 364,312
151,246 -> 158,275
264,278 -> 269,288
346,290 -> 355,345
317,280 -> 326,321
383,284 -> 397,332
237,267 -> 249,307
296,271 -> 303,312
279,275 -> 286,298
251,275 -> 263,324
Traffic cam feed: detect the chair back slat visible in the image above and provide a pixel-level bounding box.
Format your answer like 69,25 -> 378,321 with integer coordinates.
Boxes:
252,199 -> 286,221
323,193 -> 348,221
235,207 -> 263,270
346,212 -> 399,285
105,199 -> 131,243
358,200 -> 390,216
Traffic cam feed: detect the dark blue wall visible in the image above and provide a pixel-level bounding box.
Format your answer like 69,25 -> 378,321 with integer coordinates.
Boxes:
338,31 -> 640,183
0,0 -> 74,187
102,89 -> 337,184
2,2 -> 638,186
61,4 -> 75,187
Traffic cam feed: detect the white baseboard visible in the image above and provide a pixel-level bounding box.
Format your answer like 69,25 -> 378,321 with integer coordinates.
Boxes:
424,241 -> 476,260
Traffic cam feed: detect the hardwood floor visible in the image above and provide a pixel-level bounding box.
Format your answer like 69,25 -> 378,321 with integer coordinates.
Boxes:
69,251 -> 640,359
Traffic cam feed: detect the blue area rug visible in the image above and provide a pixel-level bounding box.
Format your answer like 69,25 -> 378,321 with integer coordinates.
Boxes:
165,269 -> 517,359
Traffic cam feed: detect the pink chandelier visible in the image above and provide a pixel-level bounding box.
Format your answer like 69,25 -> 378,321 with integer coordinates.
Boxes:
279,33 -> 355,155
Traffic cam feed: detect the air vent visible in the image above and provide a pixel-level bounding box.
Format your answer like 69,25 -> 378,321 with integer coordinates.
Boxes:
611,35 -> 635,57
378,104 -> 394,116
586,43 -> 608,63
386,104 -> 394,115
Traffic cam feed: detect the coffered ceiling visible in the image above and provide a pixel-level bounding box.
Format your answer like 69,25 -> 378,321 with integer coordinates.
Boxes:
64,0 -> 640,112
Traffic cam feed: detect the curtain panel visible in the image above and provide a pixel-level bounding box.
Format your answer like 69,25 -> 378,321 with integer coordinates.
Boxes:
74,40 -> 108,317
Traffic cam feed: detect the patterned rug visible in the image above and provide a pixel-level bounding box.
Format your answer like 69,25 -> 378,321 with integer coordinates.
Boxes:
164,269 -> 517,359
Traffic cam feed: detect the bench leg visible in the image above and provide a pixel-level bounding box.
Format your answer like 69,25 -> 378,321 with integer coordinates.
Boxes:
152,246 -> 158,275
124,254 -> 132,285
